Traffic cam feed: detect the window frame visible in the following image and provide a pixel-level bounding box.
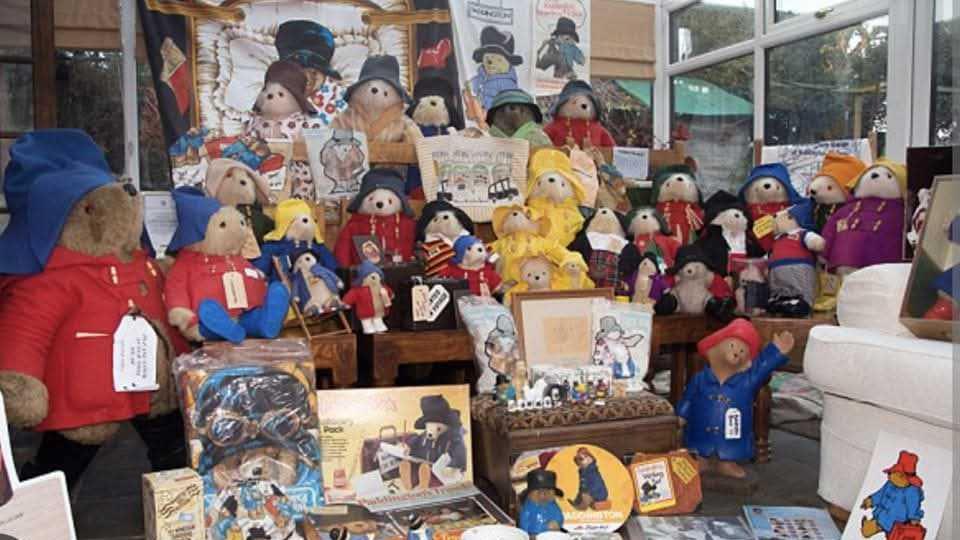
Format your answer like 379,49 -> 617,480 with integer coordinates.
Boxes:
656,0 -> 915,162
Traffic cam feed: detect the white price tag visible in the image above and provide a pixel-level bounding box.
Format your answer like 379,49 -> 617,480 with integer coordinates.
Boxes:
724,407 -> 742,440
113,314 -> 159,392
426,285 -> 451,323
411,284 -> 431,322
222,271 -> 249,309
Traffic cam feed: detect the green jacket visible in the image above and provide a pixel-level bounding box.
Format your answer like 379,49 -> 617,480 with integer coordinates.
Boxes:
490,121 -> 553,149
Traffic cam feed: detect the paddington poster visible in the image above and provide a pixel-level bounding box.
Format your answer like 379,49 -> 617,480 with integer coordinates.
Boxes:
138,0 -> 460,198
533,0 -> 591,96
315,385 -> 473,506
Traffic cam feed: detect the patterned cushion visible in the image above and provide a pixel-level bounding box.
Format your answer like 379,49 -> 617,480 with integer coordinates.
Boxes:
472,394 -> 675,434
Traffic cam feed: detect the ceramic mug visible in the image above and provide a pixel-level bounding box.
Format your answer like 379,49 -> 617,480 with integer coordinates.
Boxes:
461,525 -> 529,540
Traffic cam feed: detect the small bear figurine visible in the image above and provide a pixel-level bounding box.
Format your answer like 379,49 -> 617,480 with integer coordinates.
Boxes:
332,55 -> 421,143
738,163 -> 803,253
544,79 -> 615,149
821,159 -> 906,277
489,204 -> 568,285
658,244 -> 736,322
651,165 -> 704,246
627,253 -> 671,307
334,168 -> 417,267
767,201 -> 826,317
486,88 -> 552,149
695,190 -> 765,276
526,148 -> 588,246
504,255 -> 555,305
518,469 -> 565,536
204,158 -> 276,243
415,199 -> 475,277
469,26 -> 523,110
626,206 -> 681,273
808,152 -> 866,232
553,250 -> 595,290
341,261 -> 393,334
164,187 -> 291,344
256,198 -> 337,283
290,249 -> 344,316
571,207 -> 641,292
678,320 -> 793,478
438,235 -> 502,297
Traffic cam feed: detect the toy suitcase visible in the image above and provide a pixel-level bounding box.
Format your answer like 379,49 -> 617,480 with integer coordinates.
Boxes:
360,426 -> 409,481
888,523 -> 926,540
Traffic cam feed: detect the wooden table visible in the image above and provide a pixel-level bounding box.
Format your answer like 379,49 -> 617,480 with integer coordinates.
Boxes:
360,329 -> 474,386
280,329 -> 358,387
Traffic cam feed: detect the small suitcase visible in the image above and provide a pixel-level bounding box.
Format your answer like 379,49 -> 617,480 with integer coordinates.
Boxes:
395,276 -> 470,331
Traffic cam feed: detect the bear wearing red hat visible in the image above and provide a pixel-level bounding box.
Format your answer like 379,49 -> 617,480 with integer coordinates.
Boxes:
859,450 -> 925,537
678,319 -> 793,478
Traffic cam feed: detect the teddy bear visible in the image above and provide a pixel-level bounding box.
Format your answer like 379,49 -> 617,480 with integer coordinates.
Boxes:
415,199 -> 475,277
821,159 -> 907,278
274,20 -> 347,124
570,207 -> 641,292
519,469 -> 564,536
489,204 -> 569,285
0,129 -> 188,489
808,152 -> 866,232
469,26 -> 523,110
331,55 -> 421,144
597,164 -> 632,214
678,319 -> 793,478
526,148 -> 588,246
766,201 -> 826,317
627,253 -> 671,308
504,255 -> 556,305
255,198 -> 337,284
651,164 -> 704,246
164,187 -> 291,344
398,395 -> 467,491
334,168 -> 417,267
342,261 -> 393,334
544,80 -> 615,149
405,76 -> 460,199
438,235 -> 502,297
290,250 -> 344,316
626,206 -> 681,272
695,190 -> 765,276
552,251 -> 595,290
735,260 -> 769,316
738,163 -> 804,253
246,60 -> 321,141
657,244 -> 736,321
486,88 -> 552,149
205,158 -> 276,243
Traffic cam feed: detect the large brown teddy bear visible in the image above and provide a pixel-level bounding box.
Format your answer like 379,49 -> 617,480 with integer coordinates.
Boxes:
0,130 -> 188,489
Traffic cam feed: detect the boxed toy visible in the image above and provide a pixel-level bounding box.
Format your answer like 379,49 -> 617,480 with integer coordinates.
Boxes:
143,468 -> 205,540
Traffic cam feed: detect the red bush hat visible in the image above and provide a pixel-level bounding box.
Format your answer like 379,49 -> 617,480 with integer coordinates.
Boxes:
883,451 -> 924,487
697,318 -> 762,360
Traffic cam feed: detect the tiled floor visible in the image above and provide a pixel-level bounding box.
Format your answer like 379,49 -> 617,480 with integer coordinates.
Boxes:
11,423 -> 824,540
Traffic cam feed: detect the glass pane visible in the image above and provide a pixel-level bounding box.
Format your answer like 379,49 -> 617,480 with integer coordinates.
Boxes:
0,0 -> 31,56
765,16 -> 888,154
138,62 -> 172,190
775,0 -> 847,23
590,78 -> 654,147
0,63 -> 33,131
670,1 -> 754,63
671,55 -> 754,195
56,50 -> 124,173
931,0 -> 958,146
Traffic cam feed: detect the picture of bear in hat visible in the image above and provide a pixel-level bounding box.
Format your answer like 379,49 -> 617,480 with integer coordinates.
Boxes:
275,20 -> 347,125
536,17 -> 585,80
470,26 -> 524,110
398,395 -> 467,491
859,450 -> 926,538
592,316 -> 645,380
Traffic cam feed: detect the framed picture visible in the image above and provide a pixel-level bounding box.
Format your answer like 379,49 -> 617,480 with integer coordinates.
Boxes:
899,175 -> 958,342
511,289 -> 614,368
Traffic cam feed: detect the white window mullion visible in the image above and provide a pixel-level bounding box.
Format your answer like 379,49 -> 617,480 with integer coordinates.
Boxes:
754,0 -> 768,148
911,0 -> 935,148
885,0 -> 916,161
654,0 -> 672,147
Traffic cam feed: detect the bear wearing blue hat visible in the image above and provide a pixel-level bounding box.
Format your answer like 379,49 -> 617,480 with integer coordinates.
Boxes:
0,129 -> 189,488
164,187 -> 290,344
738,163 -> 803,253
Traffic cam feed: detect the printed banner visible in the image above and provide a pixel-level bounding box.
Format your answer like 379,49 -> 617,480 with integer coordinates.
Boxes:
304,127 -> 371,199
533,0 -> 591,96
761,138 -> 874,196
449,0 -> 535,127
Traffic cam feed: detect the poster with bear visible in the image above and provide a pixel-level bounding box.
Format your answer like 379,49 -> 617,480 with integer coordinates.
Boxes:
315,385 -> 473,506
546,444 -> 635,533
304,127 -> 370,199
590,298 -> 652,393
533,0 -> 591,96
841,431 -> 953,540
449,0 -> 536,128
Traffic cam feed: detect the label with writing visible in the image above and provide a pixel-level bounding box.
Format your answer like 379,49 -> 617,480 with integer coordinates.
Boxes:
752,215 -> 774,239
222,271 -> 248,309
113,314 -> 159,392
411,284 -> 430,322
724,408 -> 742,440
671,456 -> 698,485
426,285 -> 451,322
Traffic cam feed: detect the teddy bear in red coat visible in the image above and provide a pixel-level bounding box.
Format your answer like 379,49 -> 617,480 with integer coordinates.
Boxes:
334,168 -> 416,267
0,130 -> 188,488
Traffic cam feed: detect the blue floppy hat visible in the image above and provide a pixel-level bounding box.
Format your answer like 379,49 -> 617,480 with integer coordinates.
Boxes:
786,199 -> 816,231
352,260 -> 385,287
167,186 -> 223,253
452,235 -> 483,265
0,129 -> 114,275
739,163 -> 802,204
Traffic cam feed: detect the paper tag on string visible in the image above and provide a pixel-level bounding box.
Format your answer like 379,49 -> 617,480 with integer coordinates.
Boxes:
671,456 -> 698,484
752,215 -> 774,239
222,271 -> 249,309
426,285 -> 451,322
411,284 -> 431,322
724,408 -> 742,440
113,314 -> 159,392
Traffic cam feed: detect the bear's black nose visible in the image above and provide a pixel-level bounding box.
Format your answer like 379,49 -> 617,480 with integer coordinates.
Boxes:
376,201 -> 384,209
430,100 -> 438,107
122,183 -> 138,196
763,182 -> 772,189
548,177 -> 555,183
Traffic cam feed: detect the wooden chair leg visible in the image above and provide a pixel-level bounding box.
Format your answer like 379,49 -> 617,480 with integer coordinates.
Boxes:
754,384 -> 772,463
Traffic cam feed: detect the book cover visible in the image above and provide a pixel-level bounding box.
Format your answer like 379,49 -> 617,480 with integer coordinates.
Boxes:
743,506 -> 841,540
632,515 -> 752,540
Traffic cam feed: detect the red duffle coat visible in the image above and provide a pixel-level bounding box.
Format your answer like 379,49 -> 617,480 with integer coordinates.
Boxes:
0,247 -> 188,431
342,284 -> 394,320
163,249 -> 268,325
334,213 -> 416,267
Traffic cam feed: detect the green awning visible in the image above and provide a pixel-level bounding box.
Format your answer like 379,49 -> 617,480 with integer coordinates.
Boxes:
615,78 -> 752,116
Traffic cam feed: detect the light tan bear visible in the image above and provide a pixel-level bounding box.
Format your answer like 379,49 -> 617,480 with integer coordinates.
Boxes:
332,55 -> 421,143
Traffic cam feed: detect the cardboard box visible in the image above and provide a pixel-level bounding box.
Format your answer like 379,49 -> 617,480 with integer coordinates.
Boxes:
142,468 -> 204,540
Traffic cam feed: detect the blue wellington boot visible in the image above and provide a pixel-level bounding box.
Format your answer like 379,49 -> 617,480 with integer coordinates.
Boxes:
198,299 -> 246,344
239,281 -> 290,339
